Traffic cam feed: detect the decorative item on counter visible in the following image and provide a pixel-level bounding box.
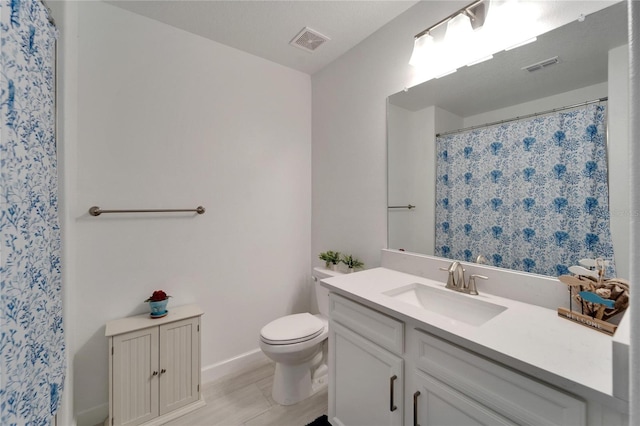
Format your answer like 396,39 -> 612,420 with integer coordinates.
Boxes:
319,251 -> 341,271
557,258 -> 629,335
340,254 -> 364,273
144,290 -> 171,318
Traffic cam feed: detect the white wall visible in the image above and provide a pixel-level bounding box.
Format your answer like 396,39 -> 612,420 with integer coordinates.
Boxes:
55,2 -> 311,424
311,1 -> 621,270
312,1 -> 463,270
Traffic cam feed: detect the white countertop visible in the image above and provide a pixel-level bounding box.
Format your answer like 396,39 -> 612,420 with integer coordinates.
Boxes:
105,304 -> 204,337
321,267 -> 628,410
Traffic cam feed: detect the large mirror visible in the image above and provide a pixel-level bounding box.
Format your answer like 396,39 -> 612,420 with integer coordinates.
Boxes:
387,2 -> 629,278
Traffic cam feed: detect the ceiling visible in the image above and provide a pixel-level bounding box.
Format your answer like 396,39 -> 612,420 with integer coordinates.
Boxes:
105,0 -> 421,75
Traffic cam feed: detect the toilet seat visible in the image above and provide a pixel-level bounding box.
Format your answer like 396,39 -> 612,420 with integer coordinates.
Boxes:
260,313 -> 324,345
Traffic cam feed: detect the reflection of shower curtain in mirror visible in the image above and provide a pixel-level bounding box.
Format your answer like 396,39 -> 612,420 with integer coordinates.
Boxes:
0,0 -> 65,423
435,103 -> 616,277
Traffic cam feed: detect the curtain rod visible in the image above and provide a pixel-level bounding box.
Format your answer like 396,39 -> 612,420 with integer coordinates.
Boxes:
436,97 -> 608,138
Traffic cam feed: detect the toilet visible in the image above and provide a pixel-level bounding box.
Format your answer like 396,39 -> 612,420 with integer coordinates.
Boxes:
259,267 -> 339,405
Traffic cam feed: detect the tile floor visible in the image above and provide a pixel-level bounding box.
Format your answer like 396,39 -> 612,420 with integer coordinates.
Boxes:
163,361 -> 328,426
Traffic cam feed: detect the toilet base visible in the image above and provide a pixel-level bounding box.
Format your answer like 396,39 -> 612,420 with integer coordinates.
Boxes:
271,348 -> 328,406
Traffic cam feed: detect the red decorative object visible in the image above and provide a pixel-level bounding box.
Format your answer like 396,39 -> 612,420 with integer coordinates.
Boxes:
144,290 -> 171,302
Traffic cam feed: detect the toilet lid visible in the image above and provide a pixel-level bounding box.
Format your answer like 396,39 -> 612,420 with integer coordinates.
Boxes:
260,313 -> 324,345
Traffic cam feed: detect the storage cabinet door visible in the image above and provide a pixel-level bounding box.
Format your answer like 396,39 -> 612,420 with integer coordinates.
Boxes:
159,317 -> 200,415
330,321 -> 403,426
112,327 -> 159,426
412,370 -> 515,426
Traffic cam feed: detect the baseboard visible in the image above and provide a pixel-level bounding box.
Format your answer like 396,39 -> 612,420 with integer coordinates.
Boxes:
76,402 -> 108,426
201,348 -> 270,384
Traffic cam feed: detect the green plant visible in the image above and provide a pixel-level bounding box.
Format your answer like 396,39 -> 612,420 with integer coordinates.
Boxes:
319,250 -> 341,266
341,254 -> 364,270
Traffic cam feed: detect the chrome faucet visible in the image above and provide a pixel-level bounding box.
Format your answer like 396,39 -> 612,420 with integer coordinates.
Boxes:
439,261 -> 488,295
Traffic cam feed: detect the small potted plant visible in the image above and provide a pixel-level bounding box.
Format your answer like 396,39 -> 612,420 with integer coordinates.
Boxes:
319,250 -> 341,271
341,254 -> 364,273
145,290 -> 171,318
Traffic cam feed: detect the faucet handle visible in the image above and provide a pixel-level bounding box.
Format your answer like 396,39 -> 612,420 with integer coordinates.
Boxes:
467,274 -> 488,295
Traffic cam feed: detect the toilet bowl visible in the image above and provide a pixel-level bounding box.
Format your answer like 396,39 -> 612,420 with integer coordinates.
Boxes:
259,267 -> 339,405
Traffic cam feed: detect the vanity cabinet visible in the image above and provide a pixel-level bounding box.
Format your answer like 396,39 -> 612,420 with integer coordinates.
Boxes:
331,322 -> 404,426
410,329 -> 585,426
105,304 -> 205,426
328,292 -> 624,426
329,293 -> 405,426
412,370 -> 514,426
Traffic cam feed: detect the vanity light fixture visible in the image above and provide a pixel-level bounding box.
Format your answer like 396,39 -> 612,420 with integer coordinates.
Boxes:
410,0 -> 487,69
408,33 -> 435,67
409,0 -> 542,86
413,0 -> 486,42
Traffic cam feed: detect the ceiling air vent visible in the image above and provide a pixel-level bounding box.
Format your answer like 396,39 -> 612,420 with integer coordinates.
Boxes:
290,27 -> 330,53
522,56 -> 560,72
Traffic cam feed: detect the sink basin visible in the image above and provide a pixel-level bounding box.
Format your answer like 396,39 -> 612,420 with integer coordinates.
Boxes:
383,283 -> 507,326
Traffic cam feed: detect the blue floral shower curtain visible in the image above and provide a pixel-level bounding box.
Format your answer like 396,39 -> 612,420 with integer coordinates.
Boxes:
0,0 -> 65,424
435,103 -> 616,277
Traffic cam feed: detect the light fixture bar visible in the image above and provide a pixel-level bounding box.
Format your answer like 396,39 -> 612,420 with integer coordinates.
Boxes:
414,0 -> 485,39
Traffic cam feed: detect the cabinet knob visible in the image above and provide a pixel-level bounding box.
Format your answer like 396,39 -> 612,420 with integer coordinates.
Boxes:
152,371 -> 158,376
413,391 -> 421,426
160,368 -> 166,375
389,375 -> 398,412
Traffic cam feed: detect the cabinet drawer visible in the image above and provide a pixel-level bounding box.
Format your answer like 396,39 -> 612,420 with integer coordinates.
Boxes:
413,329 -> 586,426
330,293 -> 404,354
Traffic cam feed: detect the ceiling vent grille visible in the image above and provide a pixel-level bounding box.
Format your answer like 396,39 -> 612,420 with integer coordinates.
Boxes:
522,56 -> 560,72
290,27 -> 330,53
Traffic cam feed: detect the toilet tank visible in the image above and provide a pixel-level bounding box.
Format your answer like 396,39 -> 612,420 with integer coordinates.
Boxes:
312,267 -> 342,316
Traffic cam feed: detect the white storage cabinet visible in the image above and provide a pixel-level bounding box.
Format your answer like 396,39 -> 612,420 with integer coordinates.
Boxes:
105,304 -> 205,426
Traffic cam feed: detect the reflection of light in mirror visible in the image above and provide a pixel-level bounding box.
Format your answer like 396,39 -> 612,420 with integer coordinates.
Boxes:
505,37 -> 537,51
466,54 -> 493,66
436,69 -> 457,79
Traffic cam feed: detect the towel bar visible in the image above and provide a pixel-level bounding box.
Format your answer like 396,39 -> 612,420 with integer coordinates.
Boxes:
89,206 -> 205,216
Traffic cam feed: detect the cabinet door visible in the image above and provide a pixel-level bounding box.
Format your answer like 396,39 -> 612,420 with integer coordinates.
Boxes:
412,370 -> 515,426
330,321 -> 403,426
159,316 -> 200,415
112,327 -> 159,426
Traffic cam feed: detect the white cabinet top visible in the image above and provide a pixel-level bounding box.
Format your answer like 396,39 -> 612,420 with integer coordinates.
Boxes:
105,304 -> 204,337
321,268 -> 628,410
